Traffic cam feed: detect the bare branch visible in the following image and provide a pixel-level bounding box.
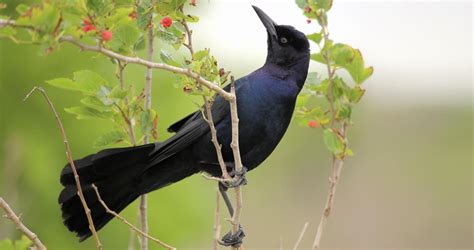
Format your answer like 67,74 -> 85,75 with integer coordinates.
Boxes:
23,87 -> 103,250
312,157 -> 345,249
0,197 -> 46,250
213,187 -> 222,250
203,97 -> 232,180
91,184 -> 175,250
293,222 -> 309,250
115,62 -> 137,146
139,8 -> 156,249
228,77 -> 244,250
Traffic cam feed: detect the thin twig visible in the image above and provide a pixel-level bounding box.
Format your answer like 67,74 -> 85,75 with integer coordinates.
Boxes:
179,7 -> 194,56
23,87 -> 103,250
293,222 -> 309,250
312,126 -> 347,249
91,184 -> 175,250
228,77 -> 244,250
139,7 -> 156,249
203,97 -> 232,180
116,61 -> 137,145
316,12 -> 337,126
0,197 -> 46,250
213,187 -> 221,250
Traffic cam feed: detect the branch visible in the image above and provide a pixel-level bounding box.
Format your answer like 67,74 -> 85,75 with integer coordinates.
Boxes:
203,97 -> 231,180
91,184 -> 175,250
293,222 -> 309,250
228,78 -> 244,250
213,188 -> 222,250
316,12 -> 337,126
139,9 -> 156,250
115,61 -> 137,146
312,125 -> 347,249
58,36 -> 234,100
0,197 -> 46,250
23,87 -> 103,250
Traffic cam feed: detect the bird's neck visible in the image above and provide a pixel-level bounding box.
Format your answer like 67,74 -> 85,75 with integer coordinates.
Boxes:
264,53 -> 310,89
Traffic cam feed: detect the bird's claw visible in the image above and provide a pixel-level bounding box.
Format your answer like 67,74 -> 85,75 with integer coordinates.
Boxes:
219,227 -> 245,248
222,166 -> 247,188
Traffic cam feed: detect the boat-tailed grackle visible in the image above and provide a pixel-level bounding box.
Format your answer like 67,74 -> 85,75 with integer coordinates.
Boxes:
58,6 -> 310,247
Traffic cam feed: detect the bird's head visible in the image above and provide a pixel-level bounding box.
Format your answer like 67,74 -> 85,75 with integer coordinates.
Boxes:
252,6 -> 310,69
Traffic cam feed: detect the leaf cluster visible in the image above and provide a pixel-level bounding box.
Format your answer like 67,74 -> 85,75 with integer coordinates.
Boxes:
294,0 -> 373,157
47,70 -> 157,148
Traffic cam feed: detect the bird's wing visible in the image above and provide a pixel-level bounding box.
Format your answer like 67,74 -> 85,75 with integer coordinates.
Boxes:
147,94 -> 230,168
167,111 -> 200,133
167,83 -> 234,133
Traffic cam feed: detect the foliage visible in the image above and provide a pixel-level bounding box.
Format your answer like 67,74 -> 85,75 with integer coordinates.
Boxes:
0,0 -> 225,148
294,0 -> 373,158
0,236 -> 32,250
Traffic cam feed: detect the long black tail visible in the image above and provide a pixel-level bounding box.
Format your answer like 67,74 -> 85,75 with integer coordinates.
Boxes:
58,143 -> 192,241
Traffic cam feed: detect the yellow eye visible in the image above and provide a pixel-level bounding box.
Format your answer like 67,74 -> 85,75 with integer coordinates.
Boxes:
280,37 -> 288,44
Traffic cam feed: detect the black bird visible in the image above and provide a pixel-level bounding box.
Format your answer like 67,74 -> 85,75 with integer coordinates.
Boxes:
59,6 -> 310,247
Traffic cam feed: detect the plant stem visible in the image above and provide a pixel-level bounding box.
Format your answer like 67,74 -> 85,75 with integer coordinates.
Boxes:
23,87 -> 103,250
0,197 -> 47,250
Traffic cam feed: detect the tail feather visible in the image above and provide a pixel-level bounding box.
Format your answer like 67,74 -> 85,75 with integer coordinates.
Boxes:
59,144 -> 154,241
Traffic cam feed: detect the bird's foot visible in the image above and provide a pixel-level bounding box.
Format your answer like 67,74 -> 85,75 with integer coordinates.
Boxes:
219,226 -> 245,248
222,166 -> 247,188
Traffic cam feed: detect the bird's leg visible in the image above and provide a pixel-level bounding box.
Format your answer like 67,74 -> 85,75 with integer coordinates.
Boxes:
218,182 -> 245,248
221,162 -> 248,189
218,182 -> 234,216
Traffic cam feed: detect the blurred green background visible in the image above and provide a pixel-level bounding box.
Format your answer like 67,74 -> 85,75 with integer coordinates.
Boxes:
0,0 -> 472,249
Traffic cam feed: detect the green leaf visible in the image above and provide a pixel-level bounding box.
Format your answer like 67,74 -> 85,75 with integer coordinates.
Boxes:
73,70 -> 110,94
193,49 -> 209,61
350,86 -> 365,103
80,96 -> 111,112
296,94 -> 310,108
93,130 -> 125,148
310,53 -> 326,64
65,106 -> 113,120
307,32 -> 322,44
96,86 -> 114,106
305,72 -> 320,85
137,5 -> 152,29
140,109 -> 156,138
323,128 -> 344,155
329,45 -> 373,84
110,86 -> 128,99
14,236 -> 32,250
0,239 -> 14,250
295,0 -> 308,9
330,43 -> 354,66
113,23 -> 140,49
160,49 -> 180,67
16,4 -> 29,14
316,0 -> 333,11
47,78 -> 82,92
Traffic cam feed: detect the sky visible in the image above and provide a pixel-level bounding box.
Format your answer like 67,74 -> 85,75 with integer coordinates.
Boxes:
191,0 -> 473,106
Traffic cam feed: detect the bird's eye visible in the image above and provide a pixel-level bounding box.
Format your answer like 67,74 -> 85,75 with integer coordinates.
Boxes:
280,37 -> 288,44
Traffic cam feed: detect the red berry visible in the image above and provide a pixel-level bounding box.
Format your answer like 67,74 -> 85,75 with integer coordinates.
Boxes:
101,30 -> 112,41
83,24 -> 95,32
308,120 -> 319,128
160,17 -> 173,28
190,0 -> 197,6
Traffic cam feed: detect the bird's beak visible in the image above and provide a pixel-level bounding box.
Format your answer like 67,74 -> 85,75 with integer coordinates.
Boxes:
252,6 -> 278,39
